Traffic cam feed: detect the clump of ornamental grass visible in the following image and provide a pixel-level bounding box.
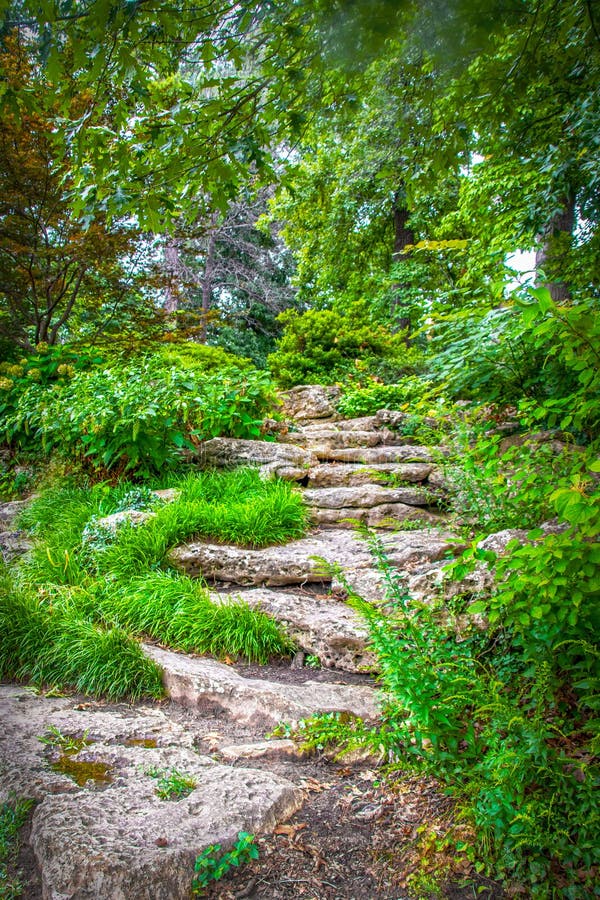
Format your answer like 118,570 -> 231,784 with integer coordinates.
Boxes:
0,572 -> 164,700
6,467 -> 300,697
92,571 -> 294,664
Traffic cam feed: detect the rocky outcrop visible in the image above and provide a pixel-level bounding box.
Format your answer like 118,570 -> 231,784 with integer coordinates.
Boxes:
1,686 -> 303,900
279,385 -> 342,422
0,498 -> 31,528
143,645 -> 379,727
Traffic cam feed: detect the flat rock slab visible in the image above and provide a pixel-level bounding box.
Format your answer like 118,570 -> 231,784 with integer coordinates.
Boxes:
311,504 -> 445,529
144,645 -> 379,727
303,484 -> 430,509
170,528 -> 461,602
214,586 -> 375,672
307,462 -> 434,487
312,445 -> 435,464
0,686 -> 303,900
280,429 -> 398,449
196,437 -> 316,481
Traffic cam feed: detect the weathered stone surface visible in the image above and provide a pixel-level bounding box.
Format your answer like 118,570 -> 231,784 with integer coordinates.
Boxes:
303,484 -> 430,509
302,416 -> 380,432
171,528 -> 462,601
0,498 -> 31,528
311,504 -> 444,529
312,445 -> 435,464
0,686 -> 303,900
280,429 -> 398,449
170,534 -> 334,586
143,645 -> 379,727
426,467 -> 450,490
279,385 -> 342,422
214,587 -> 375,672
307,462 -> 434,488
90,508 -> 155,536
196,437 -> 316,481
476,520 -> 568,556
218,740 -> 301,762
0,529 -> 32,561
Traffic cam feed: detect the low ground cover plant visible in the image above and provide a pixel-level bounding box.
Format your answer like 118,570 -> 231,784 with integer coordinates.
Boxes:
192,832 -> 259,895
1,468 -> 300,698
146,767 -> 198,801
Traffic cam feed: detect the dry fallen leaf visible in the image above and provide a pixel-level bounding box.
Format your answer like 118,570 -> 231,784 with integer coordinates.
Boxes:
274,823 -> 307,839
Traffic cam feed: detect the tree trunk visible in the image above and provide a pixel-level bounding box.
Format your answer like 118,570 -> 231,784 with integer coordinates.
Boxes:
200,231 -> 216,343
391,192 -> 415,342
535,196 -> 575,301
163,240 -> 182,314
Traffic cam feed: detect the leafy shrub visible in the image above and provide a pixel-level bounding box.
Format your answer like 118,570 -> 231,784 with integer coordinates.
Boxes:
337,505 -> 599,895
336,376 -> 436,417
445,429 -> 583,533
2,356 -> 276,475
268,302 -> 418,387
154,342 -> 252,375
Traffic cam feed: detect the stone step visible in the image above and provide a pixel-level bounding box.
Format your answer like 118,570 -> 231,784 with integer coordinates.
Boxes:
279,429 -> 399,449
311,445 -> 435,464
213,586 -> 374,672
143,645 -> 379,728
310,504 -> 445,529
195,437 -> 317,481
1,685 -> 303,900
307,462 -> 435,487
279,385 -> 342,422
169,528 -> 461,598
303,484 -> 431,509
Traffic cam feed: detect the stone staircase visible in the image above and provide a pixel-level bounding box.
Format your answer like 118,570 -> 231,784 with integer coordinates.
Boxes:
1,386 -> 468,899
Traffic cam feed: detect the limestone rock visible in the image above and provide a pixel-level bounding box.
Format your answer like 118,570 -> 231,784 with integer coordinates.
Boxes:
0,686 -> 303,900
214,587 -> 375,672
88,508 -> 155,537
312,445 -> 434,464
311,504 -> 444,529
196,437 -> 316,481
170,528 -> 462,603
279,385 -> 342,422
0,498 -> 31,528
307,462 -> 434,488
143,645 -> 379,727
280,429 -> 397,449
218,740 -> 301,762
0,529 -> 32,562
303,485 -> 430,509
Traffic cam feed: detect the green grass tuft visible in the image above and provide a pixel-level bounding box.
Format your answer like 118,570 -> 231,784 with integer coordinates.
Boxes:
0,575 -> 164,700
5,467 -> 301,696
94,571 -> 294,664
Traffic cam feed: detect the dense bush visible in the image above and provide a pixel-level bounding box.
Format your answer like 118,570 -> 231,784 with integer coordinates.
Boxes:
268,302 -> 420,387
1,354 -> 276,475
336,375 -> 437,417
